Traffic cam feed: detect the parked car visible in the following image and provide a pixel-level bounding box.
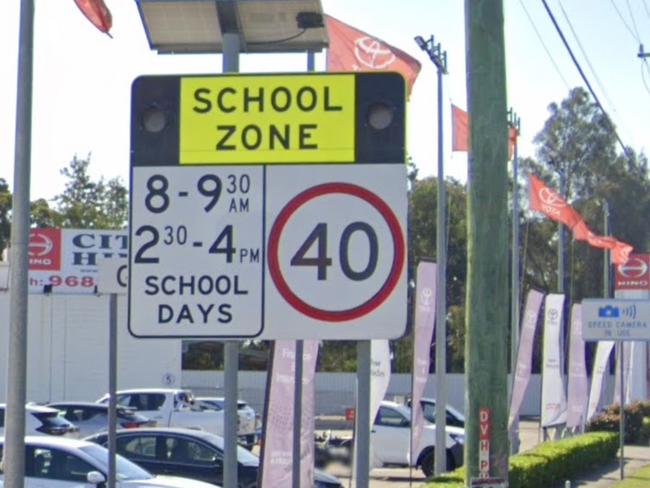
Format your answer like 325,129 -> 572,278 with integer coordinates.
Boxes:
47,402 -> 155,437
371,400 -> 465,476
195,397 -> 258,449
406,397 -> 466,428
96,389 -> 225,437
0,404 -> 79,438
86,427 -> 344,488
0,436 -> 219,487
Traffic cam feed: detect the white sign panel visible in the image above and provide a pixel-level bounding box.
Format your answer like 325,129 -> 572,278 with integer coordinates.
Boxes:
28,228 -> 127,294
97,258 -> 128,295
582,299 -> 650,341
129,164 -> 407,339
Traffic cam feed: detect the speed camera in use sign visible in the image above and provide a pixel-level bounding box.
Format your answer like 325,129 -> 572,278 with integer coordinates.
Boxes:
129,72 -> 407,340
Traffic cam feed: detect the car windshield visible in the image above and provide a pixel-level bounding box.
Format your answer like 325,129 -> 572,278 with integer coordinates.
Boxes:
79,444 -> 154,481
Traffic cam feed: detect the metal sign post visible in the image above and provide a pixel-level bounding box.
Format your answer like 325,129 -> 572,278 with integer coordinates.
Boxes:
97,259 -> 128,488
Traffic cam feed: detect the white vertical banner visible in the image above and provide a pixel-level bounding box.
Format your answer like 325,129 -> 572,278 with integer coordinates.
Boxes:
566,305 -> 588,430
370,339 -> 391,427
541,293 -> 567,427
508,289 -> 544,430
410,261 -> 436,459
587,341 -> 615,422
260,340 -> 319,488
614,342 -> 647,404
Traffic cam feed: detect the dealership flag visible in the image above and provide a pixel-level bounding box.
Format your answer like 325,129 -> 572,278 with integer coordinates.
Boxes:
410,261 -> 437,459
260,340 -> 319,488
508,289 -> 544,430
451,105 -> 518,158
370,340 -> 391,427
529,175 -> 633,264
541,294 -> 568,427
566,305 -> 588,430
74,0 -> 112,35
587,341 -> 615,422
325,15 -> 421,94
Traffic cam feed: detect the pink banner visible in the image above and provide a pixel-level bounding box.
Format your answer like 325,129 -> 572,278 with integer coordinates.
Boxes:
508,289 -> 544,430
411,261 -> 437,458
260,340 -> 319,488
566,305 -> 588,429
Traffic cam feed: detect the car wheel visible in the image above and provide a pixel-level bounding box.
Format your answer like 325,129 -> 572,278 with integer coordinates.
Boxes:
420,450 -> 454,477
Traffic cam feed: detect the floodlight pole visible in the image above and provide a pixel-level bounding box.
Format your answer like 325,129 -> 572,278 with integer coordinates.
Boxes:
415,33 -> 448,476
5,1 -> 34,487
222,32 -> 240,488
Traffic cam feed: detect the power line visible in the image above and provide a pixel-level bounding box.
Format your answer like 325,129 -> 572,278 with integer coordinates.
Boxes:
557,1 -> 619,117
541,0 -> 630,157
642,60 -> 650,96
625,0 -> 642,41
518,0 -> 571,90
643,0 -> 650,23
610,0 -> 640,42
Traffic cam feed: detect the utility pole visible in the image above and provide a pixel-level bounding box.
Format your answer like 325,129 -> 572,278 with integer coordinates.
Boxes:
465,0 -> 509,484
414,34 -> 449,475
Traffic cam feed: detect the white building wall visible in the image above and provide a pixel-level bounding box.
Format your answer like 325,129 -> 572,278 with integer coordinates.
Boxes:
0,293 -> 181,403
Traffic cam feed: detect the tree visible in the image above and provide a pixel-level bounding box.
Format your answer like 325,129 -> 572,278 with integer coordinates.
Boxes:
54,154 -> 127,229
0,179 -> 10,260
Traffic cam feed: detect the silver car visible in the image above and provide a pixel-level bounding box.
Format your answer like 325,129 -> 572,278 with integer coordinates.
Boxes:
195,397 -> 258,449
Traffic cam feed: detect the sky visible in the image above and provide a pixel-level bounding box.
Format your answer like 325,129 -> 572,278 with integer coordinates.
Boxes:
1,0 -> 649,201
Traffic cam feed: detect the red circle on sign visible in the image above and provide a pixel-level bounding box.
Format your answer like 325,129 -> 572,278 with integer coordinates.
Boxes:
268,182 -> 405,322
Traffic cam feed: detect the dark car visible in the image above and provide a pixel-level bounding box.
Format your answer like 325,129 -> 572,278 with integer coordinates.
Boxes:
86,427 -> 343,488
47,401 -> 154,437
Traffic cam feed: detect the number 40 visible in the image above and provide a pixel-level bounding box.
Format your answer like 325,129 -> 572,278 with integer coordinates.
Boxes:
290,222 -> 378,281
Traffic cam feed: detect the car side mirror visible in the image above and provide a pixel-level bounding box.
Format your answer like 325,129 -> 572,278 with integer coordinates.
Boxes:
87,471 -> 106,485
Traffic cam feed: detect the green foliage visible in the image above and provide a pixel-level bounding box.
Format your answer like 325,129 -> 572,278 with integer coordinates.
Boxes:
587,402 -> 646,443
425,432 -> 618,488
54,155 -> 128,229
0,178 -> 10,259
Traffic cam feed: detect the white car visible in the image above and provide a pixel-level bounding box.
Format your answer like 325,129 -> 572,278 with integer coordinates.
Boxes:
47,402 -> 155,438
0,436 -> 220,487
195,397 -> 258,449
0,405 -> 79,438
371,400 -> 465,476
407,397 -> 466,428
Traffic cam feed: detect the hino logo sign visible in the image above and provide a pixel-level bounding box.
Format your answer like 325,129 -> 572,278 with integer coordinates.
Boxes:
615,254 -> 650,291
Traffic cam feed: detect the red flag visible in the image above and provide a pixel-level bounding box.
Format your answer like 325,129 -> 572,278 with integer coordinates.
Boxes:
451,105 -> 517,159
74,0 -> 112,35
325,15 -> 421,94
529,175 -> 583,229
529,174 -> 634,265
452,105 -> 469,152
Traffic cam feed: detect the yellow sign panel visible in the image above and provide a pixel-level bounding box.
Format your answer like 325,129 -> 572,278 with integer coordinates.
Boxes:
180,74 -> 356,164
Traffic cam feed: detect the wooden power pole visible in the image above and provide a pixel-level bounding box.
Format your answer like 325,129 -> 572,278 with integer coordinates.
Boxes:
464,0 -> 510,484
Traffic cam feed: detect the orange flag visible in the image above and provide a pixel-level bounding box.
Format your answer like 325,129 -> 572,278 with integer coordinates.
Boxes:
529,174 -> 633,265
451,105 -> 469,152
74,0 -> 112,35
451,105 -> 518,158
529,175 -> 583,229
325,15 -> 421,94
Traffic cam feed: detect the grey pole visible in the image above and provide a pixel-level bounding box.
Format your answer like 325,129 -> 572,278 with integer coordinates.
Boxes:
222,32 -> 240,488
558,169 -> 566,295
108,294 -> 118,488
355,341 -> 371,488
291,51 -> 316,488
293,341 -> 304,488
5,1 -> 34,487
619,342 -> 625,480
509,110 -> 521,454
433,50 -> 448,478
414,34 -> 448,475
603,201 -> 610,298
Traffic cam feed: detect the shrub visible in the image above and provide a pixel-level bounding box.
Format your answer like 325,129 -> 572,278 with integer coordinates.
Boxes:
587,402 -> 645,443
425,432 -> 618,488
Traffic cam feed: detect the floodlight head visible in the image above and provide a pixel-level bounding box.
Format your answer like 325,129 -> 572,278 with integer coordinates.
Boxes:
414,35 -> 429,51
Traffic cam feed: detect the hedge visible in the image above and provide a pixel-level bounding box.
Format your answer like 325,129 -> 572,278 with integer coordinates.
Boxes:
424,431 -> 619,488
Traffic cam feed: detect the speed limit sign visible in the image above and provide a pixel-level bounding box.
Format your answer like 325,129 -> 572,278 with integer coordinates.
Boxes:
129,72 -> 407,339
